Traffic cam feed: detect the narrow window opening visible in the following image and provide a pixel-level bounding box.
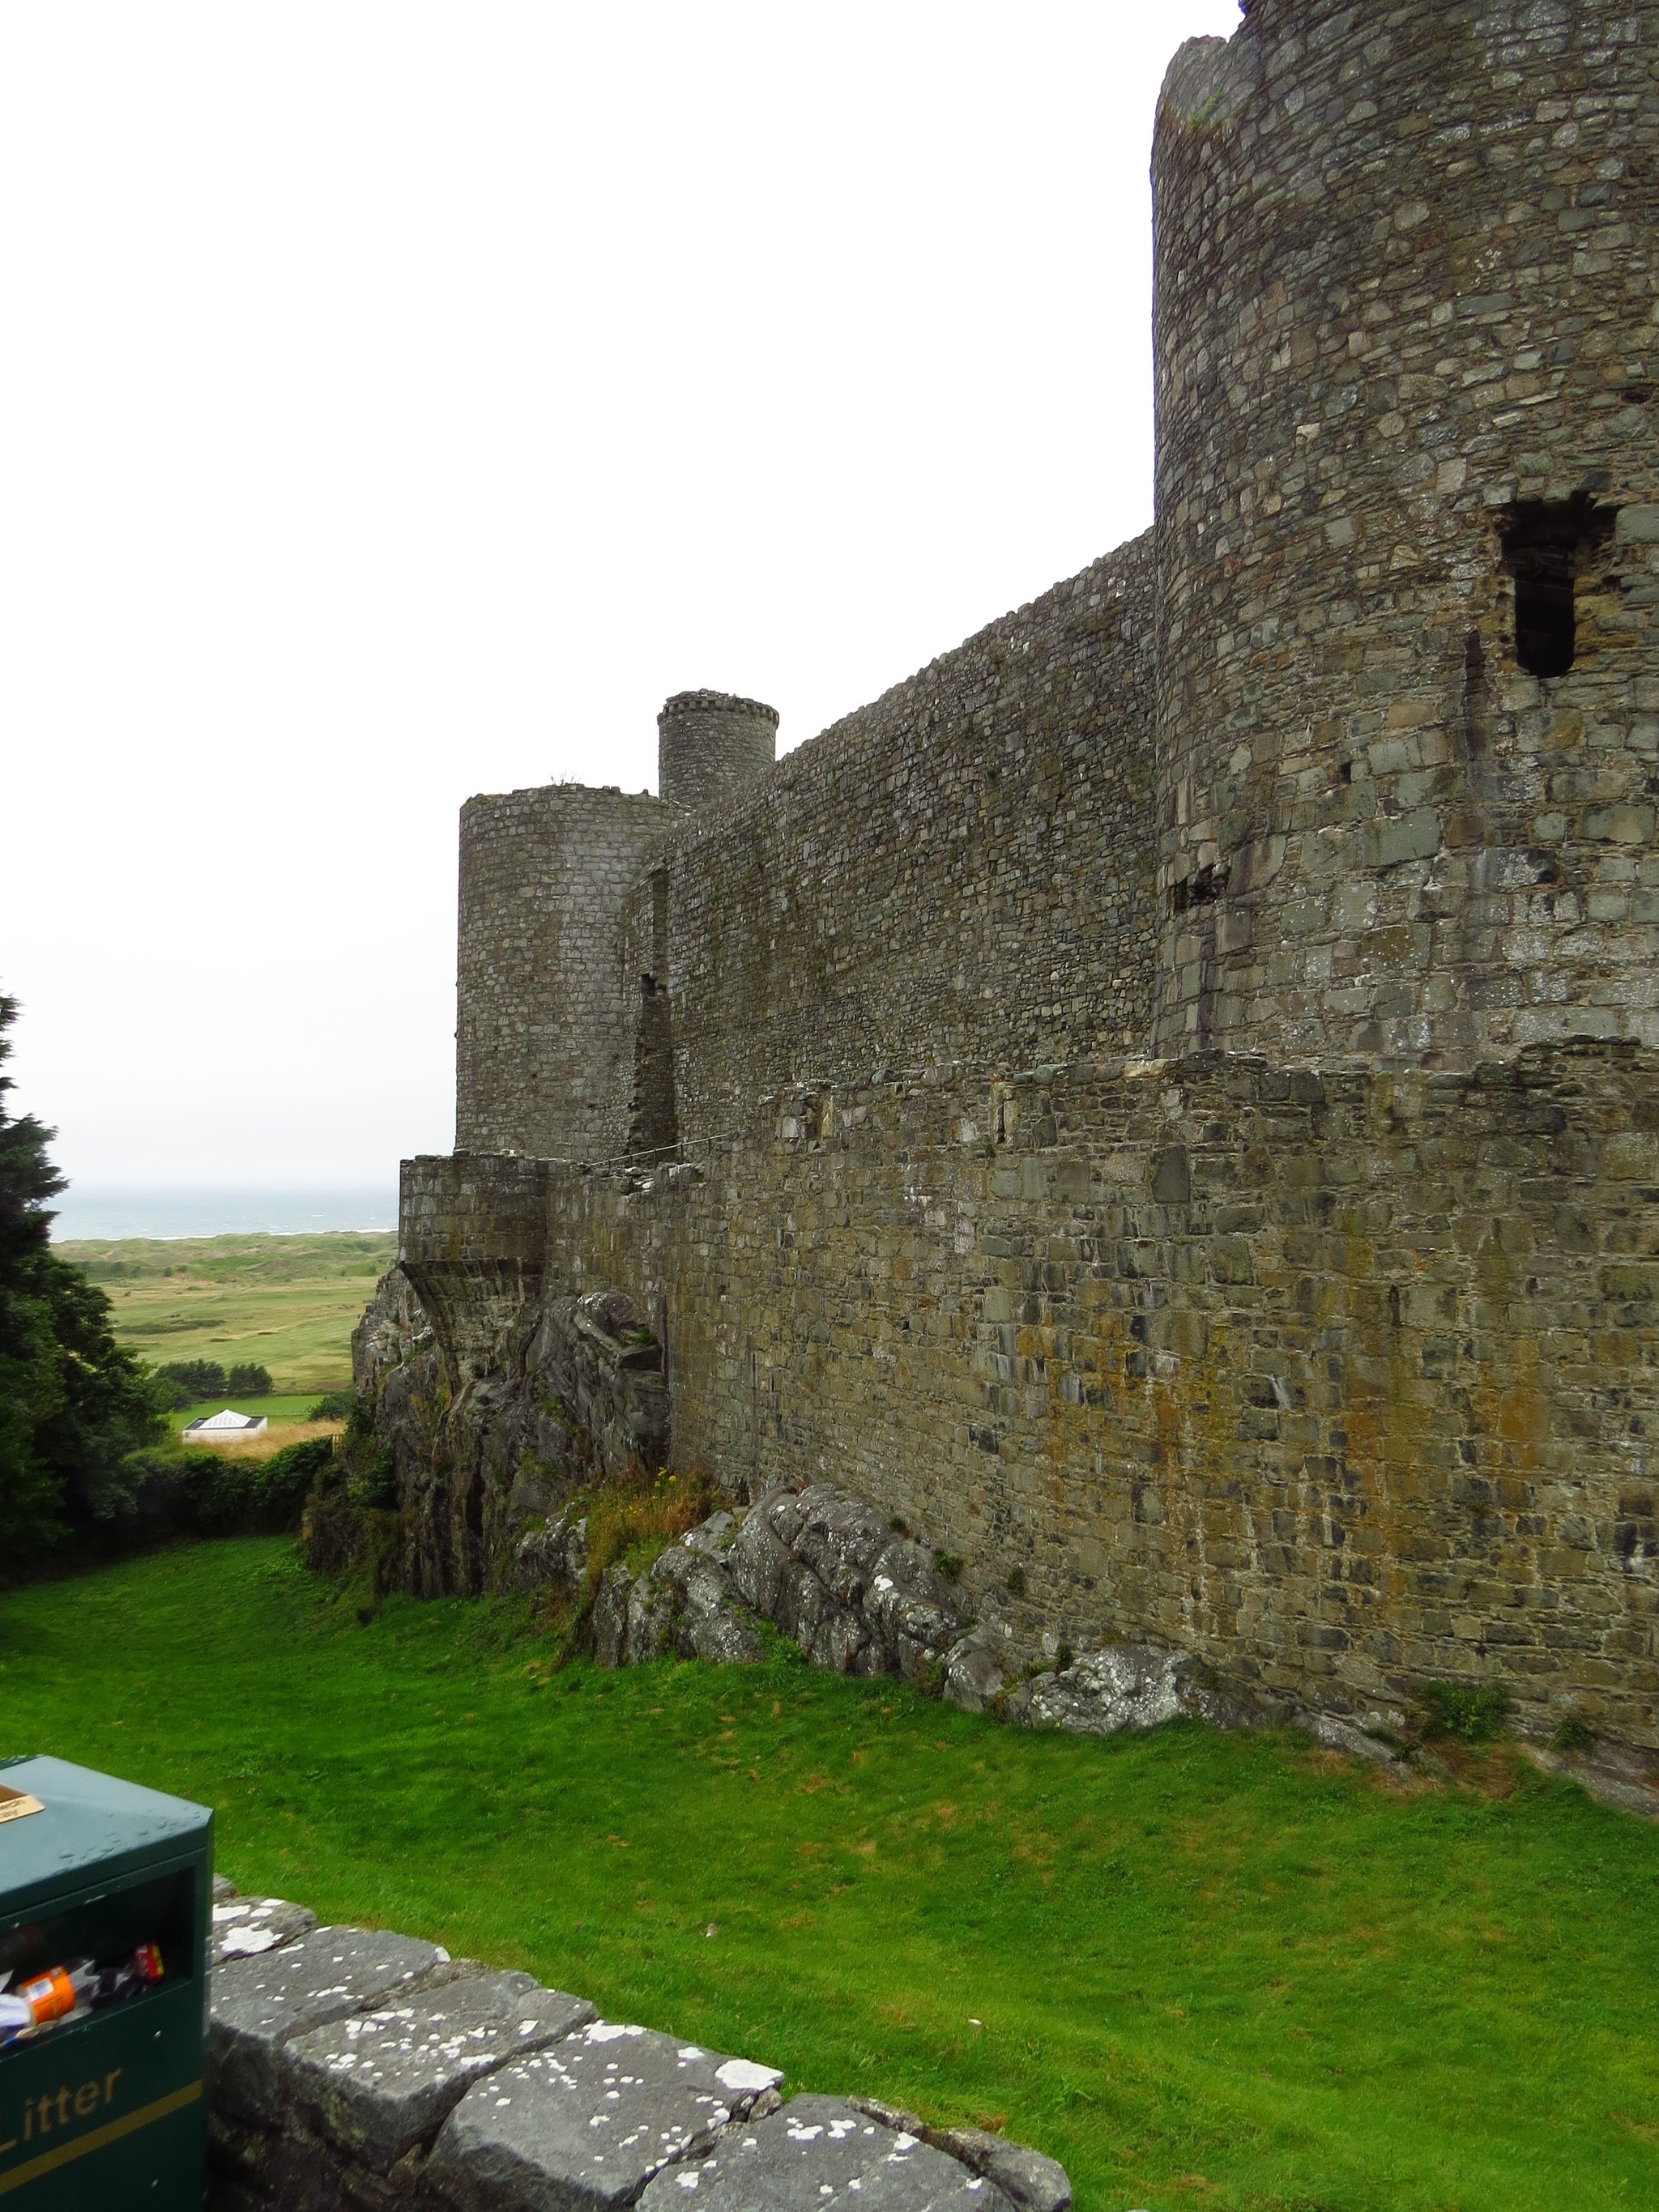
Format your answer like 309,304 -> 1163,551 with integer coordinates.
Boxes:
626,971 -> 677,1160
1499,494 -> 1616,680
1171,862 -> 1227,914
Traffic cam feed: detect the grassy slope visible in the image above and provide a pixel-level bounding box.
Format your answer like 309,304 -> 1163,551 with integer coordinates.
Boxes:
2,1543 -> 1655,2212
54,1231 -> 397,1392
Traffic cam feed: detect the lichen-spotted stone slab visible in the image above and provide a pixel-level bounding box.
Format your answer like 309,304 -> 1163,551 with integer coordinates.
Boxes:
210,1894 -> 318,1967
638,2095 -> 1016,2211
208,1924 -> 449,2123
424,2020 -> 781,2210
284,1971 -> 595,2172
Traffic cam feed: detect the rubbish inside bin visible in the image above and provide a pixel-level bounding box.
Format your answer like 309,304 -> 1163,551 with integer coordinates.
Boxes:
0,1943 -> 164,2048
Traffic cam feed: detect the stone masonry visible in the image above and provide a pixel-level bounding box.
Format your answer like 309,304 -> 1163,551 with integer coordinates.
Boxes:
1154,2 -> 1659,1067
457,783 -> 675,1163
655,543 -> 1157,1145
656,693 -> 778,819
367,5 -> 1659,1769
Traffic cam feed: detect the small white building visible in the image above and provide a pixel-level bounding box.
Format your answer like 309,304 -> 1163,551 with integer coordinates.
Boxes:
183,1409 -> 268,1443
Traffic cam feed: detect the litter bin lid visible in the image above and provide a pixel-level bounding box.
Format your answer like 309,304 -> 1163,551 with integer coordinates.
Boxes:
0,1755 -> 211,1913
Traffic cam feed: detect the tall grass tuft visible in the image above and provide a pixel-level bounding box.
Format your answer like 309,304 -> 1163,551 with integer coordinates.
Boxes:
1419,1680 -> 1511,1745
579,1466 -> 719,1610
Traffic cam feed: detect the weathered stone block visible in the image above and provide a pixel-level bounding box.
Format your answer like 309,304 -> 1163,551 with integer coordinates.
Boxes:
635,2095 -> 1015,2212
284,1972 -> 595,2173
1362,810 -> 1442,871
208,1926 -> 451,2124
424,2022 -> 781,2211
933,2126 -> 1071,2212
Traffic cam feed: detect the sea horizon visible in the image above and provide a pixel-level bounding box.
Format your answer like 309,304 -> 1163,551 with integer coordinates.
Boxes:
49,1186 -> 399,1243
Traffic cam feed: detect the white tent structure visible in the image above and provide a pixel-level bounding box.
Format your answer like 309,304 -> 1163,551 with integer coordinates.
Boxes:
183,1409 -> 268,1443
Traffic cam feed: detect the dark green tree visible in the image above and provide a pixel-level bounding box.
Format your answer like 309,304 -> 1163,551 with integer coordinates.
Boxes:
0,994 -> 168,1566
158,1358 -> 227,1404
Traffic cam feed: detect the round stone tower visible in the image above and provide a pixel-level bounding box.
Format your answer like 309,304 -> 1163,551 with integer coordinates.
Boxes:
658,691 -> 778,815
1150,0 -> 1659,1065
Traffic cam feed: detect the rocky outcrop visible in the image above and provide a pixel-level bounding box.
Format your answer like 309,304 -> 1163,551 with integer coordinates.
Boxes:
510,1503 -> 588,1595
205,1878 -> 1068,2212
728,1485 -> 965,1679
999,1643 -> 1259,1736
586,1482 -> 1271,1752
352,1269 -> 669,1599
591,1518 -> 767,1670
591,1483 -> 969,1682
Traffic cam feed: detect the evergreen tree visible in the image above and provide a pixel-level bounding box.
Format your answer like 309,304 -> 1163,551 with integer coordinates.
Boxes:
0,994 -> 166,1566
157,1358 -> 227,1405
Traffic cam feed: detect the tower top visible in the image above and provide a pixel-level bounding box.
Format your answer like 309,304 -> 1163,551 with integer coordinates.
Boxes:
657,692 -> 778,814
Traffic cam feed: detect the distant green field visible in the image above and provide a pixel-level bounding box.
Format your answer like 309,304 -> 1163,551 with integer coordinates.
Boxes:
168,1396 -> 321,1431
57,1231 -> 397,1393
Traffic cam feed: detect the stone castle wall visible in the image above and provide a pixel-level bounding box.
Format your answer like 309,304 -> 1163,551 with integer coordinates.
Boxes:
656,539 -> 1158,1144
527,1042 -> 1659,1754
376,7 -> 1659,1764
1152,0 -> 1659,1064
456,784 -> 674,1162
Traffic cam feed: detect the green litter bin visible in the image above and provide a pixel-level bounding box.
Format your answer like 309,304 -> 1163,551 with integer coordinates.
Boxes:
0,1756 -> 211,2207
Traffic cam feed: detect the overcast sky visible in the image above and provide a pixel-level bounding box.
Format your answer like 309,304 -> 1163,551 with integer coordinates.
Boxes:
2,0 -> 1241,1191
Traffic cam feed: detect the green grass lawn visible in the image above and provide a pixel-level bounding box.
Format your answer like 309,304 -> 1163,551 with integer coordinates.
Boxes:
54,1231 -> 396,1392
2,1541 -> 1655,2212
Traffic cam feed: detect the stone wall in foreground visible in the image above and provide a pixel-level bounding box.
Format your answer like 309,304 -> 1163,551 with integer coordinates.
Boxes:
526,1042 -> 1659,1754
205,1880 -> 1071,2212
